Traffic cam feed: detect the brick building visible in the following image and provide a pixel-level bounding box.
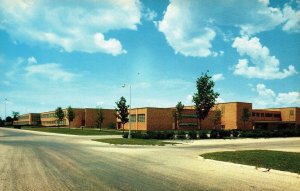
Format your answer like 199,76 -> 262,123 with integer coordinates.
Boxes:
40,108 -> 115,128
14,103 -> 300,130
117,107 -> 173,131
119,103 -> 300,131
13,113 -> 41,126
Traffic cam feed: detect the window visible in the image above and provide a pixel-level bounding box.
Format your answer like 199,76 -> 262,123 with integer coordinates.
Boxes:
274,114 -> 281,118
252,112 -> 256,117
138,114 -> 145,122
290,110 -> 294,116
260,113 -> 265,117
265,113 -> 272,117
255,113 -> 260,117
130,115 -> 136,122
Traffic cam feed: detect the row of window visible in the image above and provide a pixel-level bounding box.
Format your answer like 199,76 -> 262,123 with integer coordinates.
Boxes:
252,112 -> 281,118
130,114 -> 145,122
18,115 -> 29,120
41,112 -> 67,119
42,120 -> 66,125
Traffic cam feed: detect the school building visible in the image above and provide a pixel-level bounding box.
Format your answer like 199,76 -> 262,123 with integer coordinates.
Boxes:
13,102 -> 300,130
119,102 -> 300,131
39,108 -> 115,128
13,113 -> 41,126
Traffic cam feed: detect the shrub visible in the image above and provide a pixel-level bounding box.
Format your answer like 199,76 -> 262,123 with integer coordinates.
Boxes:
210,130 -> 219,139
219,130 -> 231,138
123,132 -> 129,138
188,131 -> 197,139
177,131 -> 186,139
131,131 -> 142,139
164,131 -> 175,139
199,131 -> 208,139
232,130 -> 239,137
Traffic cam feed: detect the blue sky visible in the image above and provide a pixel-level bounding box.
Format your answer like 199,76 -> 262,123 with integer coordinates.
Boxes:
0,0 -> 300,117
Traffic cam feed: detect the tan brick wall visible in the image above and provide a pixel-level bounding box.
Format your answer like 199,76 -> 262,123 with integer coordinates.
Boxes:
121,108 -> 173,131
236,102 -> 253,130
84,108 -> 116,128
146,108 -> 173,131
41,109 -> 85,127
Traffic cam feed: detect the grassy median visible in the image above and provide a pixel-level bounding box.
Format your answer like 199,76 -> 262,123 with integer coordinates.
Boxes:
201,150 -> 300,174
93,138 -> 178,146
22,127 -> 123,136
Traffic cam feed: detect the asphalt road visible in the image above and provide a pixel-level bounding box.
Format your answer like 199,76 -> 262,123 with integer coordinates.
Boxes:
0,127 -> 300,191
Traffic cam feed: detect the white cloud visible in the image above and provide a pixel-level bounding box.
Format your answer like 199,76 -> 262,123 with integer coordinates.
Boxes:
256,83 -> 276,98
254,83 -> 300,108
27,57 -> 37,65
157,0 -> 288,57
0,0 -> 141,55
282,4 -> 300,33
232,36 -> 297,79
212,73 -> 225,81
25,58 -> 75,82
143,8 -> 157,21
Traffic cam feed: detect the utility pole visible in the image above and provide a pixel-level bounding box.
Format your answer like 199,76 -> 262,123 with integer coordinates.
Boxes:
4,98 -> 7,120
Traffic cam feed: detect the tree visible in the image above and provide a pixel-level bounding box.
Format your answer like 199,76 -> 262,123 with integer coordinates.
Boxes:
5,116 -> 13,126
115,96 -> 129,134
212,109 -> 222,129
55,107 -> 65,127
193,73 -> 219,130
241,108 -> 250,129
0,117 -> 4,126
175,101 -> 184,129
96,107 -> 104,131
66,106 -> 75,129
12,111 -> 20,121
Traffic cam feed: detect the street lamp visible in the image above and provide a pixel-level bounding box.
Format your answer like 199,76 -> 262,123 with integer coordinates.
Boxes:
122,84 -> 132,139
4,98 -> 8,120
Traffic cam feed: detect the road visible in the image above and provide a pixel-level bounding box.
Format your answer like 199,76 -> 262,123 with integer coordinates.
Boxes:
0,127 -> 300,191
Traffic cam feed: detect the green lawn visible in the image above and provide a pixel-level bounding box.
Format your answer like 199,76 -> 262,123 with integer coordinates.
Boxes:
201,150 -> 300,174
22,127 -> 123,136
93,138 -> 178,146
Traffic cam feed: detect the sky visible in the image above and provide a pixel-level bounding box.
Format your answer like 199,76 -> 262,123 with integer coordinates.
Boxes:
0,0 -> 300,117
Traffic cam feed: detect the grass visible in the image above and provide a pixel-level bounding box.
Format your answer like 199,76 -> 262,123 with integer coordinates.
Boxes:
93,138 -> 178,146
22,127 -> 123,136
201,150 -> 300,174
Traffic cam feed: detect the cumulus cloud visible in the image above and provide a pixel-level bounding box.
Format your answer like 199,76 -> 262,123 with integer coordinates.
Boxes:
143,8 -> 157,21
0,0 -> 141,55
282,4 -> 300,33
254,83 -> 300,108
25,57 -> 75,82
157,0 -> 289,57
232,36 -> 297,79
27,57 -> 37,65
212,73 -> 225,81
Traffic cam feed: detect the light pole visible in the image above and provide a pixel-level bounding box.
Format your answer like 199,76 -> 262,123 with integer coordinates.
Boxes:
122,84 -> 132,139
4,98 -> 7,120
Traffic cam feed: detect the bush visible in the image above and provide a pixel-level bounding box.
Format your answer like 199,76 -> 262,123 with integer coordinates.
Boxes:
232,130 -> 239,137
199,131 -> 208,139
210,130 -> 219,139
164,131 -> 175,139
219,130 -> 231,138
123,132 -> 129,138
177,131 -> 186,139
188,131 -> 197,139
